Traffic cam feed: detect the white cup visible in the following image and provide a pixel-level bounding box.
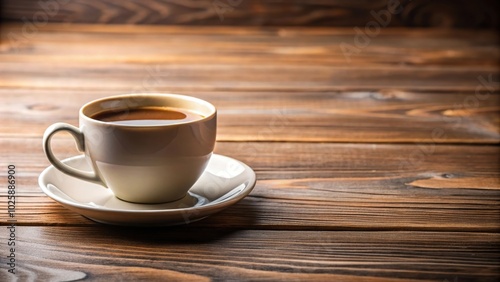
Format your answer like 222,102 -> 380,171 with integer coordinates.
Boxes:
43,93 -> 217,204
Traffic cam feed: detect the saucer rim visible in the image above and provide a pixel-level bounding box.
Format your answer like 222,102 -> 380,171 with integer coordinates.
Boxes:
39,154 -> 256,214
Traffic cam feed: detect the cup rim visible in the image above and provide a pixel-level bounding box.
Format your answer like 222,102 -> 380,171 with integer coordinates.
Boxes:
79,93 -> 216,127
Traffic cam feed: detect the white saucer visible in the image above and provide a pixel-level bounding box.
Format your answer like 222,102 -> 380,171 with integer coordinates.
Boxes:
39,154 -> 256,226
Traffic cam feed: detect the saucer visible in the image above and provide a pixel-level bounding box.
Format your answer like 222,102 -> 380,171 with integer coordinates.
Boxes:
39,154 -> 256,226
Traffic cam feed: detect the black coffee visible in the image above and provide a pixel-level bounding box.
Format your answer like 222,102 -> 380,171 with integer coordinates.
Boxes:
91,107 -> 203,125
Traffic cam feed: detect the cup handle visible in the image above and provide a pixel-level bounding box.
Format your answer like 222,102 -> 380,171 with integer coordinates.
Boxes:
43,123 -> 105,186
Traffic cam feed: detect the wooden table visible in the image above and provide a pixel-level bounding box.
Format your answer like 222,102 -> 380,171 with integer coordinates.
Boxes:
1,23 -> 499,281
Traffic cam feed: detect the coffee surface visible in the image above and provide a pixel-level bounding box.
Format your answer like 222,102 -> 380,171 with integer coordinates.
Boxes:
91,107 -> 203,125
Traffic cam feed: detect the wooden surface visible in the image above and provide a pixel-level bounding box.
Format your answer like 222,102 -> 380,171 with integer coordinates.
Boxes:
0,23 -> 499,281
1,0 -> 499,28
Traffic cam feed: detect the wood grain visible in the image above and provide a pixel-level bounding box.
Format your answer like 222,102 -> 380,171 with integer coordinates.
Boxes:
1,24 -> 499,67
0,59 -> 497,92
0,227 -> 498,281
1,0 -> 498,28
1,139 -> 498,230
0,23 -> 499,280
0,89 -> 498,143
0,24 -> 499,143
1,25 -> 498,98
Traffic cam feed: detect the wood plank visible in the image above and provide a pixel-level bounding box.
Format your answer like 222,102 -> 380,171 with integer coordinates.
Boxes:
5,22 -> 500,37
1,139 -> 498,230
1,25 -> 498,99
0,89 -> 498,143
1,25 -> 499,67
0,227 -> 498,281
2,0 -> 498,28
1,60 -> 497,92
0,21 -> 498,281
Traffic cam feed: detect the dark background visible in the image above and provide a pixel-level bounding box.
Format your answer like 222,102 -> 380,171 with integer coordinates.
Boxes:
0,0 -> 498,28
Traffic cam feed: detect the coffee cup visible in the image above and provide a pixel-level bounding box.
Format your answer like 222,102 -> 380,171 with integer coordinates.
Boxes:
43,93 -> 217,204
